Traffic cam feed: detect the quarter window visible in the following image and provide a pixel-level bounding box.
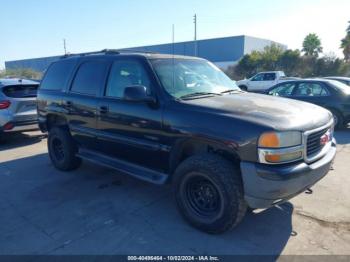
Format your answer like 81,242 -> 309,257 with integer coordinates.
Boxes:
40,60 -> 76,90
105,60 -> 151,98
71,61 -> 109,95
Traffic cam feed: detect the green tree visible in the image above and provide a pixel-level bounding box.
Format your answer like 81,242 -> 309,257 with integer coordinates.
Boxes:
278,49 -> 301,76
341,21 -> 350,61
0,68 -> 42,80
260,44 -> 284,70
302,33 -> 323,57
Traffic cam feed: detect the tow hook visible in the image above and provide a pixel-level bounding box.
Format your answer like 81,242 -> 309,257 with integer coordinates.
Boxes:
305,188 -> 313,194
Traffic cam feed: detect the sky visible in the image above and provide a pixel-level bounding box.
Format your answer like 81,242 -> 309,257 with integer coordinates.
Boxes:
0,0 -> 349,68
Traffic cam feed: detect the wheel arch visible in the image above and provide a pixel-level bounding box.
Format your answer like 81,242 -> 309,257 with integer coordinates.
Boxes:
46,113 -> 69,131
168,137 -> 241,177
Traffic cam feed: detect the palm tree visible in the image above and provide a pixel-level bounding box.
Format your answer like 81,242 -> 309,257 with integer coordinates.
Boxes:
341,21 -> 350,61
302,33 -> 323,57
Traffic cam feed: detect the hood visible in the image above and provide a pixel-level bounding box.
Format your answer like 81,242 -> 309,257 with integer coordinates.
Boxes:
182,92 -> 333,131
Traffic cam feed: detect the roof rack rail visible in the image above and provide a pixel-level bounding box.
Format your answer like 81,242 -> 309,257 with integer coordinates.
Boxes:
60,48 -> 157,59
116,49 -> 157,54
60,49 -> 119,58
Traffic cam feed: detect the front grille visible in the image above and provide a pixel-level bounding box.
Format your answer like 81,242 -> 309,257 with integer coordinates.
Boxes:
306,127 -> 329,158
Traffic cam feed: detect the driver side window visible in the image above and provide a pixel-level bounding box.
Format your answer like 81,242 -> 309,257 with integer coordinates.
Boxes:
105,59 -> 151,98
269,83 -> 295,96
251,73 -> 264,81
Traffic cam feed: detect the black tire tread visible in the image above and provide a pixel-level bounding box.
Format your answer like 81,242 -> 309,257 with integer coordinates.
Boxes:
173,153 -> 247,234
48,126 -> 81,171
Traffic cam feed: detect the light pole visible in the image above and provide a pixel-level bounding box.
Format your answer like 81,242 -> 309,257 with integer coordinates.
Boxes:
194,14 -> 198,56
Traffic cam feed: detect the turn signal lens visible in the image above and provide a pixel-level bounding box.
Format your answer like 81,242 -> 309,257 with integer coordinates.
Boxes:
259,132 -> 280,148
264,151 -> 303,163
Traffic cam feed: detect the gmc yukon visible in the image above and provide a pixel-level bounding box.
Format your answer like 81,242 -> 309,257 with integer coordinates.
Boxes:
37,50 -> 336,234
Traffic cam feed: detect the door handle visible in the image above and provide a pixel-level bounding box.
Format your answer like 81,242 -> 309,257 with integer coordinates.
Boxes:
99,105 -> 109,114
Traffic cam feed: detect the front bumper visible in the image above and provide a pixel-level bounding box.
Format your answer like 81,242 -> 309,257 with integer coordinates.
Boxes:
240,138 -> 336,209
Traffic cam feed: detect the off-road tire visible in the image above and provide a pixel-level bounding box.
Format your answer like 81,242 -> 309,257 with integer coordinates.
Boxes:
173,154 -> 247,234
48,126 -> 81,171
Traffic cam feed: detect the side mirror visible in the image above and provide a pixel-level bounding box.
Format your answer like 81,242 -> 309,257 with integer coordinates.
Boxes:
123,85 -> 156,104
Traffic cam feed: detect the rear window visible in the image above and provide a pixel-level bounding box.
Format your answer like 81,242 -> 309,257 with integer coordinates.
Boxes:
2,85 -> 38,98
40,59 -> 76,90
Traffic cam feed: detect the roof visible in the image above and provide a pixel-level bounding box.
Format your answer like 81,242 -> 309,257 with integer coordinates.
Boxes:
59,49 -> 203,61
0,78 -> 40,87
324,76 -> 350,81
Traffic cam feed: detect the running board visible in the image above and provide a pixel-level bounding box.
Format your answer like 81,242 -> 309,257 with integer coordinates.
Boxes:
77,149 -> 168,185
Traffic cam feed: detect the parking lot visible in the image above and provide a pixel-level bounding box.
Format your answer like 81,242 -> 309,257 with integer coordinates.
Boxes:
0,128 -> 350,255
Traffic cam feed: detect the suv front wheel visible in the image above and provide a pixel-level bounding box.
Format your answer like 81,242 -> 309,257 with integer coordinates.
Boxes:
48,126 -> 81,171
173,154 -> 247,234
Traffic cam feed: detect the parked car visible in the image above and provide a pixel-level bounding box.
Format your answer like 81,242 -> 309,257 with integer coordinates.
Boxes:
37,50 -> 336,234
265,79 -> 350,129
236,71 -> 298,92
0,78 -> 39,140
324,76 -> 350,86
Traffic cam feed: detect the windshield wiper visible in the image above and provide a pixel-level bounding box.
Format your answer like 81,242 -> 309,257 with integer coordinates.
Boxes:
220,89 -> 244,94
179,92 -> 222,99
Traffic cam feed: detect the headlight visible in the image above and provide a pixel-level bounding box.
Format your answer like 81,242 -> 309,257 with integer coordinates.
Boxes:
258,131 -> 303,164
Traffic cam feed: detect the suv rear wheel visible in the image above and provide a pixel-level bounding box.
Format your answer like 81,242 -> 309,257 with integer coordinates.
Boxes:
48,126 -> 81,171
173,154 -> 247,234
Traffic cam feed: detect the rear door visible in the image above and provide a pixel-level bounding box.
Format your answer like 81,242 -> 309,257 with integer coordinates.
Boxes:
261,73 -> 277,91
66,59 -> 110,150
292,81 -> 330,107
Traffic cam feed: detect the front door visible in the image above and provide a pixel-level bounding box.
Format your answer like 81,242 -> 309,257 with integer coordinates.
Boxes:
96,57 -> 167,171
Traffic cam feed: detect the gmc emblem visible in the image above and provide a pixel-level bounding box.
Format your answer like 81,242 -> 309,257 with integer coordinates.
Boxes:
320,132 -> 330,146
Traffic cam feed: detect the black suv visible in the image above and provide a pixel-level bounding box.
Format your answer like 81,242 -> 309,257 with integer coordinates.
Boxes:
37,50 -> 336,234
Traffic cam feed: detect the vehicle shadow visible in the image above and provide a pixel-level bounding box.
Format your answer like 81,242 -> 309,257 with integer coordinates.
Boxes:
0,131 -> 46,151
334,125 -> 350,145
0,153 -> 293,256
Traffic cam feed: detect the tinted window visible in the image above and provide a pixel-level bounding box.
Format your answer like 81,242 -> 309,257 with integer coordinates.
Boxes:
40,60 -> 75,90
294,82 -> 328,97
263,73 -> 276,81
268,83 -> 295,96
106,59 -> 151,98
2,85 -> 38,98
251,73 -> 264,81
71,61 -> 109,95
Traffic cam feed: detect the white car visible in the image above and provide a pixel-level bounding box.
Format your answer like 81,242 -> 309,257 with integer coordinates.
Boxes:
237,71 -> 296,92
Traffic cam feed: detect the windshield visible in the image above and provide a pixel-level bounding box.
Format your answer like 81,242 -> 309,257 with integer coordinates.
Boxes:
150,58 -> 240,99
327,80 -> 350,95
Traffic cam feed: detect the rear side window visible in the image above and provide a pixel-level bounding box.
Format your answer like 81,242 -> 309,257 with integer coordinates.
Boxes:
71,61 -> 109,96
2,85 -> 39,98
263,73 -> 276,81
40,60 -> 76,90
294,82 -> 329,97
